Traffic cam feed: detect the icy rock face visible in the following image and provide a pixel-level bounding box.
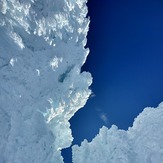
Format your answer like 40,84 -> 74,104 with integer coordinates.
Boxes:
0,0 -> 91,162
72,103 -> 163,163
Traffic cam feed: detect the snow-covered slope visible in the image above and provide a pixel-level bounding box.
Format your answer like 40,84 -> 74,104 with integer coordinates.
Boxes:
72,103 -> 163,163
0,0 -> 91,162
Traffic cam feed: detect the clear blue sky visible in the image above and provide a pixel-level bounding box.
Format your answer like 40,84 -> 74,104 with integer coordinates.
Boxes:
62,0 -> 163,162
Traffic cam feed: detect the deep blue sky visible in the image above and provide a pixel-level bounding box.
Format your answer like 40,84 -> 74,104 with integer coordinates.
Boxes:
62,0 -> 163,162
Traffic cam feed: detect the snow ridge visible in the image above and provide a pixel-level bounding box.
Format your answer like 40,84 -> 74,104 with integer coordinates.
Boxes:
0,0 -> 91,162
72,103 -> 163,163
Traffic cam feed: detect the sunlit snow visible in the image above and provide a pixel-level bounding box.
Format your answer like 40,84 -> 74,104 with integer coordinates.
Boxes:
0,0 -> 91,162
72,103 -> 163,163
0,0 -> 163,163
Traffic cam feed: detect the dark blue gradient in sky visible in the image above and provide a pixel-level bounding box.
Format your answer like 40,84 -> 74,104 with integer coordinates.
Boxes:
62,0 -> 163,162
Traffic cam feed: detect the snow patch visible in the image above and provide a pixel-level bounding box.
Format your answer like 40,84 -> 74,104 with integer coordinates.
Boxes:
72,104 -> 163,163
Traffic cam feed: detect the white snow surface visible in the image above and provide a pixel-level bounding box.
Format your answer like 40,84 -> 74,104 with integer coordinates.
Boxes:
72,103 -> 163,163
1,0 -> 163,163
0,0 -> 91,162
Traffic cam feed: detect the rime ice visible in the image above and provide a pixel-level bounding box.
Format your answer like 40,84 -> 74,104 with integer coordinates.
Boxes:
72,103 -> 163,163
0,0 -> 91,162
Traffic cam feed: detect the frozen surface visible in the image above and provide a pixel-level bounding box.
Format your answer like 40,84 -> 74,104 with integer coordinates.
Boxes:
72,103 -> 163,163
0,0 -> 91,162
1,0 -> 163,163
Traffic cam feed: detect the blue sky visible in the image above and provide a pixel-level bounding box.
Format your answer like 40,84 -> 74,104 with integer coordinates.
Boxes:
62,0 -> 163,162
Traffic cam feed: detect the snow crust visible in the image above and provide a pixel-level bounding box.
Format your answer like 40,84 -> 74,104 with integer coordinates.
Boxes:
72,103 -> 163,163
0,0 -> 91,162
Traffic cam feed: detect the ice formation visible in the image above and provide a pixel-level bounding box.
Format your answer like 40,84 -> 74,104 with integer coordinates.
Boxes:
0,0 -> 91,162
72,103 -> 163,163
1,0 -> 163,163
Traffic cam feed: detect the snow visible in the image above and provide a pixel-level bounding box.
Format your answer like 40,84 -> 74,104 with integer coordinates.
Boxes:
72,103 -> 163,163
1,0 -> 163,163
0,0 -> 91,162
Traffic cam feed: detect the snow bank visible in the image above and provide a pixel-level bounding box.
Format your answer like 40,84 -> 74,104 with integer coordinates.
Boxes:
0,0 -> 91,162
72,103 -> 163,163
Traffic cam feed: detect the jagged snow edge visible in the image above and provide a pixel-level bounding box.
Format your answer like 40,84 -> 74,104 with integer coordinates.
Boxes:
72,102 -> 163,163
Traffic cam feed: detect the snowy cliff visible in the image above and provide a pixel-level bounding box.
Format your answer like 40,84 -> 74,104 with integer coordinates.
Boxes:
0,0 -> 91,162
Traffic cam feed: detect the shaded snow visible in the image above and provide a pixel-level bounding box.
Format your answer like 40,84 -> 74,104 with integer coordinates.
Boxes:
0,0 -> 91,162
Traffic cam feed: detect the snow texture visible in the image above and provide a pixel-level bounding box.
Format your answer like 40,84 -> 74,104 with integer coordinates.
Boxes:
0,0 -> 91,162
72,103 -> 163,163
